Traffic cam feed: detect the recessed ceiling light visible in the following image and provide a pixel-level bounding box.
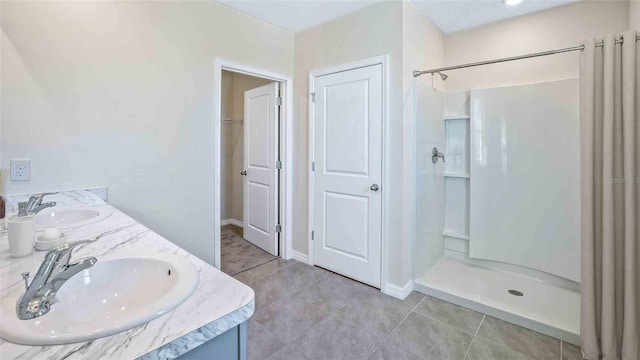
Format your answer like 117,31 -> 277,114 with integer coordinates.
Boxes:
503,0 -> 523,6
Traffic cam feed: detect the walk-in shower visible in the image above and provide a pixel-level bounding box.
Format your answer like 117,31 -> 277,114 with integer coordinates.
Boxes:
412,78 -> 581,345
410,34 -> 640,346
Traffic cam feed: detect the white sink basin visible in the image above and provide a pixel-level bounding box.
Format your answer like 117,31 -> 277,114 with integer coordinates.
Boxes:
0,254 -> 198,345
35,207 -> 112,229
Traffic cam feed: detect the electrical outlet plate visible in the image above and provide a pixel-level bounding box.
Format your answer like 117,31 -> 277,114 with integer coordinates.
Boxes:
10,159 -> 31,182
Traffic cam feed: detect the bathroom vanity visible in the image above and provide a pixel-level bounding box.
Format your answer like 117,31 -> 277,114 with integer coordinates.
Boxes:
0,190 -> 255,359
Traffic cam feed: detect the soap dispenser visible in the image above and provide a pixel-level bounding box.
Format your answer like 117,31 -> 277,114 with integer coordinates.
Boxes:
7,202 -> 36,257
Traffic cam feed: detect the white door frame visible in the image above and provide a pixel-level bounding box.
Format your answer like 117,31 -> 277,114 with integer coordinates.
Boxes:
307,54 -> 390,293
213,59 -> 294,268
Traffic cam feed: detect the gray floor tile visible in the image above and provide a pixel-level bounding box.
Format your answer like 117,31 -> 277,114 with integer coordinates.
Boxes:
247,258 -> 298,279
293,272 -> 374,313
403,291 -> 428,308
367,341 -> 424,360
385,312 -> 474,360
221,228 -> 277,275
476,316 -> 560,360
250,276 -> 293,310
292,316 -> 382,360
268,346 -> 311,360
234,270 -> 259,285
250,263 -> 329,310
413,296 -> 484,334
248,319 -> 286,360
465,338 -> 535,360
331,290 -> 423,339
269,263 -> 331,293
253,296 -> 329,344
562,342 -> 583,360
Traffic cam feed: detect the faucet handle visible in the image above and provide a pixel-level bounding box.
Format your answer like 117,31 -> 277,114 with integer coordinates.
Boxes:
21,272 -> 30,291
30,192 -> 58,202
25,192 -> 57,213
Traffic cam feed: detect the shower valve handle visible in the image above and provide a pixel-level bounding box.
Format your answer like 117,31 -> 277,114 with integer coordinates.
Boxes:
431,147 -> 445,163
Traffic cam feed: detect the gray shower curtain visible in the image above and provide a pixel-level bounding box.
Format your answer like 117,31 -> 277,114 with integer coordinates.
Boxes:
580,30 -> 639,360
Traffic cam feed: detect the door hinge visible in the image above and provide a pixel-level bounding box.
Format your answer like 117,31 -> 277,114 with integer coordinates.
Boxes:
275,96 -> 282,106
310,93 -> 316,103
275,224 -> 282,233
311,161 -> 315,171
275,160 -> 282,170
311,231 -> 314,240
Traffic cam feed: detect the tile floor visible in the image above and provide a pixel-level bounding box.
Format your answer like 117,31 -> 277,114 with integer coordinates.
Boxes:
232,259 -> 582,360
221,225 -> 277,275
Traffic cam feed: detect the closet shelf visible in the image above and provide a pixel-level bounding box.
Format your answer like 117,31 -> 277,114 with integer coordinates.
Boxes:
444,172 -> 470,178
443,229 -> 470,240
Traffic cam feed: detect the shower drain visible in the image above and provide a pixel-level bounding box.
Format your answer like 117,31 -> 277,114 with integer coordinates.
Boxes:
508,289 -> 524,297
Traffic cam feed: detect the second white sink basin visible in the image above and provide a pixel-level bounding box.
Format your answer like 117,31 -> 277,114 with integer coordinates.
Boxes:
0,254 -> 199,345
35,206 -> 112,229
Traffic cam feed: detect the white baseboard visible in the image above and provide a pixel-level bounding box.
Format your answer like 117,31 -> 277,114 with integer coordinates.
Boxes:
221,219 -> 244,228
383,279 -> 414,300
292,250 -> 309,264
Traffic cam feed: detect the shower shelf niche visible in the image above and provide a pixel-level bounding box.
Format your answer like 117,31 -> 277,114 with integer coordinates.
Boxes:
443,115 -> 470,121
444,103 -> 470,250
443,172 -> 469,178
442,229 -> 469,240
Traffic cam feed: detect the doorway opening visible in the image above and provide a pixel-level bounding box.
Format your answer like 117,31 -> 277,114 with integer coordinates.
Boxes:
213,60 -> 293,275
220,70 -> 279,275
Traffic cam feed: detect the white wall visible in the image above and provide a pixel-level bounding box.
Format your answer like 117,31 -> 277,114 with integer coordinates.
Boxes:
293,1 -> 407,287
444,1 -> 630,92
220,71 -> 271,222
631,0 -> 640,29
1,1 -> 294,265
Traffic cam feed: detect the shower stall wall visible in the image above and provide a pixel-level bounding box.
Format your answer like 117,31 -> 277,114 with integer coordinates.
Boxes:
412,78 -> 445,279
470,78 -> 581,283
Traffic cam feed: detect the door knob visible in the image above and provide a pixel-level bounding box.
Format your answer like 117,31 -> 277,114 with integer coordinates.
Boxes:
240,171 -> 247,176
370,184 -> 379,191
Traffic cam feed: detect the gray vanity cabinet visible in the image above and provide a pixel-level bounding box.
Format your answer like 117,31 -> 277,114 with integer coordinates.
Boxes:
177,322 -> 247,360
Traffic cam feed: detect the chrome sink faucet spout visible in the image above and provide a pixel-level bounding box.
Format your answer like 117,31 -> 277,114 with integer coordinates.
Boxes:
17,240 -> 97,320
20,192 -> 58,215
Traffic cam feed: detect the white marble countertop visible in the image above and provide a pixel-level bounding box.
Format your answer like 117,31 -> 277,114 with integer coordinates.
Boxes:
0,191 -> 255,359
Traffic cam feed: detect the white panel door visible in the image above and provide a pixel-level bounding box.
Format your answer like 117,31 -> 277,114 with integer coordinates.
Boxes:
313,64 -> 382,288
243,82 -> 279,256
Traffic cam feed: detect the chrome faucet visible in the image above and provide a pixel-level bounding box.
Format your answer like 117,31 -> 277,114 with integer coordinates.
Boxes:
20,192 -> 58,215
17,240 -> 97,320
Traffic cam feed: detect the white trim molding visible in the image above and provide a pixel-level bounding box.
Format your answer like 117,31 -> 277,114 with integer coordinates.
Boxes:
383,280 -> 414,300
221,219 -> 244,228
307,54 -> 390,293
292,250 -> 310,264
213,58 -> 294,269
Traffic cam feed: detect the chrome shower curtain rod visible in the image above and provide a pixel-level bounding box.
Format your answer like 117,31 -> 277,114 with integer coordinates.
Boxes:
413,34 -> 640,78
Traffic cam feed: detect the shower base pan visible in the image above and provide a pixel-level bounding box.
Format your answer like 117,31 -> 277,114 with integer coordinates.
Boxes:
414,257 -> 580,345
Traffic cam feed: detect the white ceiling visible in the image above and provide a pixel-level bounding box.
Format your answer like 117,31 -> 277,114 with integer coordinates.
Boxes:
216,0 -> 385,33
412,0 -> 580,34
216,0 -> 580,34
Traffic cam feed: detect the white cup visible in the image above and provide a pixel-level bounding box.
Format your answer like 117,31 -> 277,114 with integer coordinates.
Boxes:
7,215 -> 35,257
